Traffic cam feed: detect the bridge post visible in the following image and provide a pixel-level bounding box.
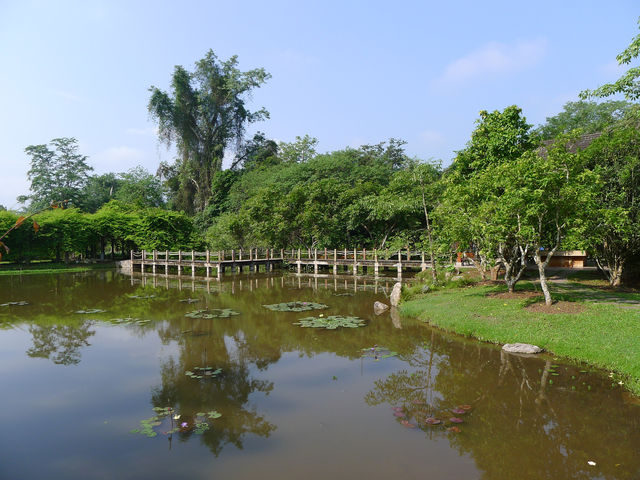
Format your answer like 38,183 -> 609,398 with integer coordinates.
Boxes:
165,250 -> 169,276
333,249 -> 337,275
191,250 -> 195,278
206,250 -> 211,278
297,248 -> 301,274
177,250 -> 182,276
374,249 -> 379,276
152,250 -> 157,275
353,248 -> 357,275
314,248 -> 318,274
231,249 -> 235,273
421,252 -> 427,272
397,250 -> 402,278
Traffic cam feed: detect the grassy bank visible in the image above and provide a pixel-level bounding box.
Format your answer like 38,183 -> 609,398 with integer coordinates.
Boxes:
400,281 -> 640,395
0,262 -> 116,276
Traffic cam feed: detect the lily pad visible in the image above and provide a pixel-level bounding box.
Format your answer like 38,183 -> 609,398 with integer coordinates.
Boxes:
361,345 -> 398,360
333,293 -> 355,297
449,417 -> 464,423
179,298 -> 200,303
425,417 -> 441,425
111,317 -> 151,326
186,367 -> 222,379
75,309 -> 106,314
0,301 -> 28,307
128,294 -> 156,299
458,404 -> 472,411
451,408 -> 466,415
184,309 -> 239,319
131,407 -> 221,438
400,420 -> 415,428
263,301 -> 329,312
294,315 -> 365,329
447,426 -> 461,433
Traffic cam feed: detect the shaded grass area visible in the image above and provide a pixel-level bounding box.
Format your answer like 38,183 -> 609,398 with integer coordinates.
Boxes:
0,262 -> 116,276
400,282 -> 640,395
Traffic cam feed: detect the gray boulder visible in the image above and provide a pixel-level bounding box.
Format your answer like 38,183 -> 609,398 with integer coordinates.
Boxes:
390,282 -> 402,307
502,343 -> 543,354
373,301 -> 389,315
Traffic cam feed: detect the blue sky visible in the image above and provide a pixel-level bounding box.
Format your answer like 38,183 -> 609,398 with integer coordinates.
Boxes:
0,0 -> 637,209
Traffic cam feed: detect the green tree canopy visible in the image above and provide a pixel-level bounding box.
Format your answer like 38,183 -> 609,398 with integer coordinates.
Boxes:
452,106 -> 536,178
19,137 -> 93,211
536,100 -> 633,140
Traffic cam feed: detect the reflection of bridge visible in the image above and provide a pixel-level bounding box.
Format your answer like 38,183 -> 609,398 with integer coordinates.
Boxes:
128,248 -> 431,279
128,271 -> 412,296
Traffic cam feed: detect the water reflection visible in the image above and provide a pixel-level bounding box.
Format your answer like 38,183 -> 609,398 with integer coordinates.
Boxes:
26,322 -> 95,365
366,331 -> 640,479
0,271 -> 639,480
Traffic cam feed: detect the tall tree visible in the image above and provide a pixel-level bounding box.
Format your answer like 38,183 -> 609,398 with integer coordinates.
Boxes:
581,17 -> 640,100
19,137 -> 93,210
149,50 -> 271,213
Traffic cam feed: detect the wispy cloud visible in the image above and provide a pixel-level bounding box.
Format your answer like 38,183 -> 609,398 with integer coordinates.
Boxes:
125,127 -> 157,136
432,38 -> 548,89
51,89 -> 84,102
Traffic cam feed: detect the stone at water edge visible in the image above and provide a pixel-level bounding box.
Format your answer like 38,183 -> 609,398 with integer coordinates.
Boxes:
390,282 -> 402,307
502,343 -> 543,354
373,301 -> 389,315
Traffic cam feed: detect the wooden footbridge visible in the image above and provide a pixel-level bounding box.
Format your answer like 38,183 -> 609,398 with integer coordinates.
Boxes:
128,248 -> 431,278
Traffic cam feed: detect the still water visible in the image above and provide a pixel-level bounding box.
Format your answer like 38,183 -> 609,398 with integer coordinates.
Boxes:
0,271 -> 638,480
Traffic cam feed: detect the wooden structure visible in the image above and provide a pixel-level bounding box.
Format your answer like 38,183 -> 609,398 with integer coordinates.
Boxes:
539,250 -> 587,268
129,248 -> 431,278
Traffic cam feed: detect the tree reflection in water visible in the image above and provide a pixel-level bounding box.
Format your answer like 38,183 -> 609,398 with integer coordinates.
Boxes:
366,331 -> 640,480
150,334 -> 276,456
26,322 -> 95,365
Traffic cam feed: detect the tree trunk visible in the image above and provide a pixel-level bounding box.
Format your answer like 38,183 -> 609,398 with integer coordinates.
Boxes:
537,260 -> 553,306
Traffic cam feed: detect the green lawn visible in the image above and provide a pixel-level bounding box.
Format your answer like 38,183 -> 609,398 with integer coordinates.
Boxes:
0,262 -> 116,276
400,282 -> 640,395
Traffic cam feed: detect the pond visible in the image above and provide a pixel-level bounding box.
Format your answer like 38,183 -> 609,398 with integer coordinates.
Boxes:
0,271 -> 638,480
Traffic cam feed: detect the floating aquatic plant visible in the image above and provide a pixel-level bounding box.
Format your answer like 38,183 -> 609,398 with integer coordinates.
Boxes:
425,417 -> 442,425
451,408 -> 466,415
361,345 -> 397,360
400,420 -> 415,428
0,301 -> 28,307
130,407 -> 222,438
75,309 -> 106,314
179,298 -> 200,303
128,294 -> 156,299
111,317 -> 152,326
184,309 -> 239,319
185,367 -> 222,380
263,301 -> 328,312
293,315 -> 365,329
449,417 -> 464,424
333,293 -> 354,297
447,426 -> 461,433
